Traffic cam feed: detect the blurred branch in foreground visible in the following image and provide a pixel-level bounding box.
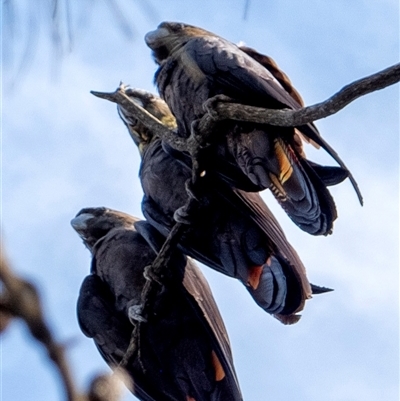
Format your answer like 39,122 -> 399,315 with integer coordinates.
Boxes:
87,371 -> 128,401
0,249 -> 80,401
0,248 -> 126,401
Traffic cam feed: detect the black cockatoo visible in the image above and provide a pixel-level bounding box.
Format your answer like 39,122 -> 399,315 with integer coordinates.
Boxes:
72,207 -> 243,401
144,22 -> 362,236
118,89 -> 332,324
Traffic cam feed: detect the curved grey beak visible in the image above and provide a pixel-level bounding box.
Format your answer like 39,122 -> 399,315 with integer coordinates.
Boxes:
71,213 -> 93,231
145,27 -> 170,47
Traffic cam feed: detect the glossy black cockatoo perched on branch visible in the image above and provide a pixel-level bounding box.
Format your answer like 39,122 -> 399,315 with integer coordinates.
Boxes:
145,22 -> 362,236
118,89 -> 332,325
72,207 -> 243,401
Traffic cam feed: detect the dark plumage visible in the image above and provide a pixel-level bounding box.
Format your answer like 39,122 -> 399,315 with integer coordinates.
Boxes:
72,207 -> 242,401
145,22 -> 362,235
118,90 -> 333,324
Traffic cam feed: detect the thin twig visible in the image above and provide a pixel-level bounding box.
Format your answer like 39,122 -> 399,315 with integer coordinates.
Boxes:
243,0 -> 251,20
118,223 -> 185,367
119,180 -> 204,368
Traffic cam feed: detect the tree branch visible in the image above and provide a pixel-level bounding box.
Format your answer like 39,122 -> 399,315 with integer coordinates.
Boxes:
204,62 -> 400,126
91,84 -> 216,156
92,63 -> 400,154
118,154 -> 205,369
91,60 -> 400,374
91,85 -> 188,152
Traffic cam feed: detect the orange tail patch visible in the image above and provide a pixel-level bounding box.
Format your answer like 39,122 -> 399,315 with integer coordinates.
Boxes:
247,265 -> 264,290
274,139 -> 293,184
211,350 -> 225,381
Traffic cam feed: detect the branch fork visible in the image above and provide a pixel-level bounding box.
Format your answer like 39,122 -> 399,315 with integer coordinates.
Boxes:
90,61 -> 400,370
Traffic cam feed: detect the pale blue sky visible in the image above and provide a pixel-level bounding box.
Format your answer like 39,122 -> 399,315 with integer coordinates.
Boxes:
2,1 -> 399,400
